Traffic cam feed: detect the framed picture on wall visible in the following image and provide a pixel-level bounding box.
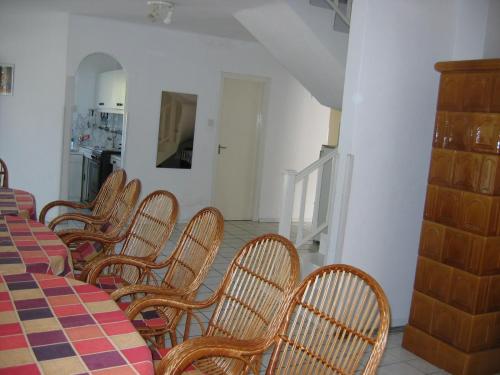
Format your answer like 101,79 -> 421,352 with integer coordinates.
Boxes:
0,64 -> 14,95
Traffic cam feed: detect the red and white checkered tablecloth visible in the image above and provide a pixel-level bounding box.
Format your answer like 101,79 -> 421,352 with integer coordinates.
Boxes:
0,216 -> 73,277
0,188 -> 37,220
0,272 -> 154,374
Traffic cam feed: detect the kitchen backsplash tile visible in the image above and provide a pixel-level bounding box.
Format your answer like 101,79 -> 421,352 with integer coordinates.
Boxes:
72,109 -> 123,149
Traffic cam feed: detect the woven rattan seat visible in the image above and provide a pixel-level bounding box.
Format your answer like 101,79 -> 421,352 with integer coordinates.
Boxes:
39,169 -> 126,227
131,233 -> 300,375
103,207 -> 225,347
61,179 -> 141,270
157,264 -> 390,375
71,190 -> 179,282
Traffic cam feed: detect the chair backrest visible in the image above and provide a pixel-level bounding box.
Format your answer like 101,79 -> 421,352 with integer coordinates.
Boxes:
267,264 -> 390,375
91,169 -> 127,217
105,179 -> 141,236
162,207 -> 224,294
204,234 -> 300,373
154,207 -> 224,334
0,159 -> 8,188
118,190 -> 179,283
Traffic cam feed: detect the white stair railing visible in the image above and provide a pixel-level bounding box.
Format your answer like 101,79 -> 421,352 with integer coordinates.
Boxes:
278,150 -> 338,248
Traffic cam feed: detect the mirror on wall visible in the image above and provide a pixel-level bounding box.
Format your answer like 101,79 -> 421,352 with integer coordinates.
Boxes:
156,91 -> 198,169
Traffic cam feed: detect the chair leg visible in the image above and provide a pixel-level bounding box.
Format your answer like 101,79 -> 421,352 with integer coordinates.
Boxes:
167,331 -> 177,347
153,334 -> 163,348
183,312 -> 193,342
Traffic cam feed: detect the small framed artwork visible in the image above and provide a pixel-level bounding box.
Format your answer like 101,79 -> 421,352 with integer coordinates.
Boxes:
0,64 -> 14,95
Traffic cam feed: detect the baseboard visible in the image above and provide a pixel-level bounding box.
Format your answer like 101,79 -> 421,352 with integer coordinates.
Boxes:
390,317 -> 408,328
257,218 -> 279,223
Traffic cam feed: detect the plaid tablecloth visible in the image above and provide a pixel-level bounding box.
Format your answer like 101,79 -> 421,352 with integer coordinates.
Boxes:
0,272 -> 154,374
0,216 -> 73,277
0,188 -> 37,220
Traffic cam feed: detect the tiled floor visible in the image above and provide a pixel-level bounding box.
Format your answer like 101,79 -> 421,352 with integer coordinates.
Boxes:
155,220 -> 457,374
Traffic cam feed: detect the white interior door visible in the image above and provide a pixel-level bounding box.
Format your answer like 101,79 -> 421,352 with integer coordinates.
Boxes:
215,76 -> 264,220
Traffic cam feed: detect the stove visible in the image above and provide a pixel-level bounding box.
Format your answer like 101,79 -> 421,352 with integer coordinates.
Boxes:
80,146 -> 121,203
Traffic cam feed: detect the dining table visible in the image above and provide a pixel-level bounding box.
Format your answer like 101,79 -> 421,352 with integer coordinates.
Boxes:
0,188 -> 37,220
0,215 -> 73,277
0,272 -> 154,374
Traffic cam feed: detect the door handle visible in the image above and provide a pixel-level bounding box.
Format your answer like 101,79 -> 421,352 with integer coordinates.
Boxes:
218,144 -> 227,154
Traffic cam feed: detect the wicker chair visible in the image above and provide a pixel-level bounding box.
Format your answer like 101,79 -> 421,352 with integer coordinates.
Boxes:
127,233 -> 300,375
91,207 -> 224,347
0,159 -> 8,188
60,179 -> 141,271
157,264 -> 391,375
75,190 -> 179,285
39,168 -> 126,226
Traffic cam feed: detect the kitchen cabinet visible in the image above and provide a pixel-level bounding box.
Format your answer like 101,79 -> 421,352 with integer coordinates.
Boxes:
96,69 -> 125,113
68,153 -> 83,201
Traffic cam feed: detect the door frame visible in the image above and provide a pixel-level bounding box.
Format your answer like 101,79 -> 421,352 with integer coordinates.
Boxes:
211,72 -> 270,221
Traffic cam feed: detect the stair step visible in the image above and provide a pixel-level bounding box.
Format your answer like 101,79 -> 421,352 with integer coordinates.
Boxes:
299,252 -> 324,278
318,232 -> 330,255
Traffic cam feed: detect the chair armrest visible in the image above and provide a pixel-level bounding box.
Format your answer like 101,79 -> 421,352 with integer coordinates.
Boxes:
125,292 -> 220,322
48,212 -> 107,230
62,231 -> 122,247
156,336 -> 271,375
57,228 -> 99,241
39,199 -> 93,223
90,253 -> 172,277
81,254 -> 143,283
110,275 -> 181,301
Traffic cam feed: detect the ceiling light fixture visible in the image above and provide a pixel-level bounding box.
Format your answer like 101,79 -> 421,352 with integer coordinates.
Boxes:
147,1 -> 174,25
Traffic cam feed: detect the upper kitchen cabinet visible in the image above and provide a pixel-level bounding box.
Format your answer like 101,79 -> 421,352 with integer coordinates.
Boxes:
96,69 -> 126,113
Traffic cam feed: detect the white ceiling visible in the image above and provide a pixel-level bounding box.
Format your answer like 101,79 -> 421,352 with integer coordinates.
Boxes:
1,0 -> 281,41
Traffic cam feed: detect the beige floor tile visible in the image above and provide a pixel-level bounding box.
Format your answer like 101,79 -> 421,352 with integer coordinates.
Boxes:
378,363 -> 426,375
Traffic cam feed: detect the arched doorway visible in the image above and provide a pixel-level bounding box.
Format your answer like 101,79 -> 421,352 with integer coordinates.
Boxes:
66,53 -> 126,202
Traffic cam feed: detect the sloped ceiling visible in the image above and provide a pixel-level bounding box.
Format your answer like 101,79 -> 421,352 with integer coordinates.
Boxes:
0,0 -> 281,41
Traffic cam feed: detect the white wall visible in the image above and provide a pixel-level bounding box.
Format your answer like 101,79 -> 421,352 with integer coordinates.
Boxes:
0,9 -> 68,210
334,0 -> 474,326
452,0 -> 489,59
483,0 -> 500,58
334,0 -> 493,326
261,89 -> 330,221
75,53 -> 122,117
67,15 -> 329,221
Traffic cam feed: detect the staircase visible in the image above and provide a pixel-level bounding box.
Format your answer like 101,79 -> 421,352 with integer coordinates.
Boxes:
278,150 -> 354,276
233,1 -> 354,272
234,0 -> 350,108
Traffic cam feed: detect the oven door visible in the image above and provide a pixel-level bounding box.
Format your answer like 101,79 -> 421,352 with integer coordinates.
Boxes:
87,157 -> 101,202
81,156 -> 90,202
